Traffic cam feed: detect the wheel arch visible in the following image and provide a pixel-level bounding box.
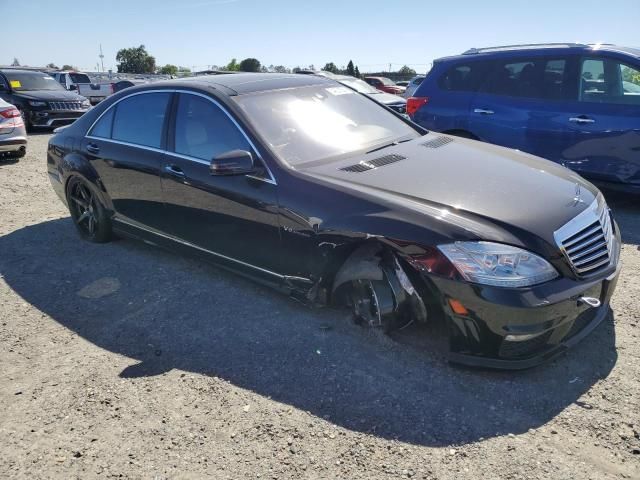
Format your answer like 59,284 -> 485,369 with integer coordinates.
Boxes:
62,152 -> 114,213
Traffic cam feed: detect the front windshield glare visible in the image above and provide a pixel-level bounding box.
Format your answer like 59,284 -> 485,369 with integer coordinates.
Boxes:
234,85 -> 418,165
6,72 -> 65,91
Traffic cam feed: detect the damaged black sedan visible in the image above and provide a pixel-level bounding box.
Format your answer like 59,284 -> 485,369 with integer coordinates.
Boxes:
46,74 -> 621,369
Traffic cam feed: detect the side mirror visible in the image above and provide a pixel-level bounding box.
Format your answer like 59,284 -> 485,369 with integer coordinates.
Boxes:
68,84 -> 77,91
210,149 -> 255,176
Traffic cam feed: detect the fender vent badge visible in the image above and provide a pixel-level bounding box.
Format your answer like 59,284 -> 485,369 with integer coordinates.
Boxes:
421,136 -> 453,148
340,154 -> 406,173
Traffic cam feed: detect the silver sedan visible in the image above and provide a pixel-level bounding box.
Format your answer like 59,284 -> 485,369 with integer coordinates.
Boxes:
0,98 -> 27,159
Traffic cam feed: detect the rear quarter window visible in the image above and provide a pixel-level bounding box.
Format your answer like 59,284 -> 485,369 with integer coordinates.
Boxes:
438,62 -> 489,92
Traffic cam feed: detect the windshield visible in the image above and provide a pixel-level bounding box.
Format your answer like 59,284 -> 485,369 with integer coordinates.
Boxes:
379,77 -> 395,86
234,84 -> 419,166
339,78 -> 379,94
4,72 -> 65,91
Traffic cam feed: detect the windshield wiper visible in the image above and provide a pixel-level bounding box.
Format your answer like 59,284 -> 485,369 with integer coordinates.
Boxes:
366,138 -> 412,154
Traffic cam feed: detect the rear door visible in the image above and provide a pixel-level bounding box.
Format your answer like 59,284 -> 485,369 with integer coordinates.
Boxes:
160,92 -> 282,276
468,55 -> 579,162
558,55 -> 640,186
84,90 -> 172,230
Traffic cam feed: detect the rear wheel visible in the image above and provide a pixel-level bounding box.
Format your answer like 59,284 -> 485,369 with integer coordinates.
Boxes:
66,176 -> 112,243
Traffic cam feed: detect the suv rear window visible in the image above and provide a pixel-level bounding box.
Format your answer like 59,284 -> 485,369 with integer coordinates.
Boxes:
69,73 -> 91,84
438,62 -> 488,92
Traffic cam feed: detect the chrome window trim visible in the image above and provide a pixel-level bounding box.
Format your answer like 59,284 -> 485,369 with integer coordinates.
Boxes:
113,216 -> 285,280
85,88 -> 277,185
85,135 -> 166,154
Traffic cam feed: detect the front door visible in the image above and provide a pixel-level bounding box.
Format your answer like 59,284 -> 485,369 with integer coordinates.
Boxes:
160,92 -> 282,277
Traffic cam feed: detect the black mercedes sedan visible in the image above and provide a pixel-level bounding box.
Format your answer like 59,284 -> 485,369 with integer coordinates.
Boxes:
46,73 -> 621,369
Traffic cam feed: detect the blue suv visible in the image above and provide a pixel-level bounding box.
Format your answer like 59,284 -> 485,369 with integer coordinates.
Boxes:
408,43 -> 640,192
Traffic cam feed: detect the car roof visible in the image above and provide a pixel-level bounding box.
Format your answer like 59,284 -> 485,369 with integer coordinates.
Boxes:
179,73 -> 335,95
435,43 -> 640,63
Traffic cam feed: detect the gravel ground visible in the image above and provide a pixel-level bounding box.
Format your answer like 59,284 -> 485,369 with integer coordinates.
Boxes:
0,133 -> 639,480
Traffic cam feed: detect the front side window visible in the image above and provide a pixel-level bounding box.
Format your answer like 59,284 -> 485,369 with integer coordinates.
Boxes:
174,94 -> 252,160
111,92 -> 171,148
581,57 -> 640,105
234,84 -> 420,166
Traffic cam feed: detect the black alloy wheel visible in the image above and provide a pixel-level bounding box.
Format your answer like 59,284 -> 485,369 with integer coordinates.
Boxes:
66,177 -> 112,243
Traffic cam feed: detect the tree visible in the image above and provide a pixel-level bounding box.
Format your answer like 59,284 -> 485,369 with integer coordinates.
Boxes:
273,65 -> 290,73
159,64 -> 178,75
260,65 -> 269,73
46,62 -> 58,69
178,66 -> 191,73
322,62 -> 339,74
11,58 -> 20,67
225,58 -> 240,71
354,66 -> 361,78
239,58 -> 261,72
62,64 -> 76,71
346,60 -> 356,77
115,45 -> 156,74
398,65 -> 417,76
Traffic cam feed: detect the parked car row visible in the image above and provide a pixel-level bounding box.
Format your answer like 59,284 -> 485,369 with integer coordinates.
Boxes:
407,43 -> 640,193
47,70 -> 621,369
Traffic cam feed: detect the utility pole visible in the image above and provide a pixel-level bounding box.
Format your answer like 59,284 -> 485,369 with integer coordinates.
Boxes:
99,44 -> 105,72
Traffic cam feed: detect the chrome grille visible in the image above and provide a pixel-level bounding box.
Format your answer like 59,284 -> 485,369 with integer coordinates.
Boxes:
554,197 -> 614,277
48,101 -> 85,111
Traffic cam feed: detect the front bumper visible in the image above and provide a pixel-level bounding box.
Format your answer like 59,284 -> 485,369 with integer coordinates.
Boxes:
428,231 -> 621,370
28,109 -> 88,128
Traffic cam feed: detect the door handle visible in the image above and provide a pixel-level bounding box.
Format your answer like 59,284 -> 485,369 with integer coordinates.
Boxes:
473,108 -> 494,115
164,164 -> 185,178
86,142 -> 100,154
569,116 -> 595,124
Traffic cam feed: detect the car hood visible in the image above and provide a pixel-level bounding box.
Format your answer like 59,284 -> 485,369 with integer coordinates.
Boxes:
12,89 -> 87,102
296,135 -> 598,244
366,91 -> 406,105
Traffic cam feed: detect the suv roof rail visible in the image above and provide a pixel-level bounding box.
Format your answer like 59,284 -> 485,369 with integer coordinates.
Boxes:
462,43 -> 606,55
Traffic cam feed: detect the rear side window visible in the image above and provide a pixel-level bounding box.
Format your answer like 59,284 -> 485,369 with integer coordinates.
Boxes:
438,62 -> 488,92
112,92 -> 171,148
89,107 -> 114,138
480,57 -> 573,100
580,57 -> 640,105
174,93 -> 251,160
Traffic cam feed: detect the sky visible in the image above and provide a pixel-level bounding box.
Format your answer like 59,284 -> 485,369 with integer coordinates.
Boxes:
2,0 -> 639,74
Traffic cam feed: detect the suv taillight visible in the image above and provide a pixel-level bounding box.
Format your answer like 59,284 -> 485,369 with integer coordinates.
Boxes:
0,107 -> 21,119
406,97 -> 429,116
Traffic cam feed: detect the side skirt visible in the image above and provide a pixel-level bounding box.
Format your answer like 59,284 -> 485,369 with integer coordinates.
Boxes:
112,217 -> 312,297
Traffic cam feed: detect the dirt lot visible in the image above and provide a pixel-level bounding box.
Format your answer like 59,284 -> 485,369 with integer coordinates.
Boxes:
1,133 -> 639,479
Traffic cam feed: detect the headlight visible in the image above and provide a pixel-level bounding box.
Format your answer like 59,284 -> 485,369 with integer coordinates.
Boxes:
28,100 -> 47,107
81,99 -> 91,108
438,241 -> 558,287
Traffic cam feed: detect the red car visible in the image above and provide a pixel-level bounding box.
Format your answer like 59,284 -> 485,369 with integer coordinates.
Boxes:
363,76 -> 406,95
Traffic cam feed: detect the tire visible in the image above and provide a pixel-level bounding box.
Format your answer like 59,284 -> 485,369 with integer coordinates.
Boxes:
66,176 -> 112,243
